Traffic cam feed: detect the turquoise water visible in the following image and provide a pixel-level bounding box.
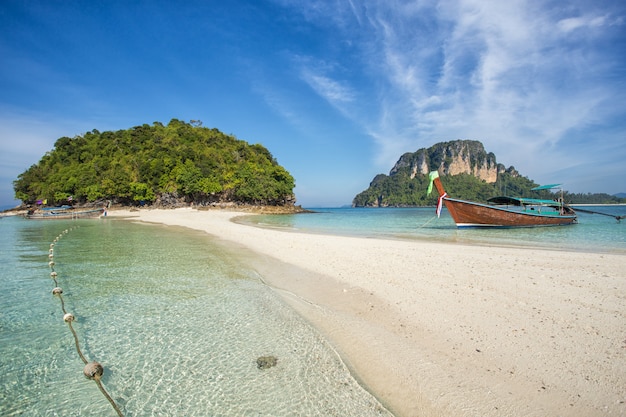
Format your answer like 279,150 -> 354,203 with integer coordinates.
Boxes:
2,206 -> 624,416
0,217 -> 391,417
243,206 -> 626,253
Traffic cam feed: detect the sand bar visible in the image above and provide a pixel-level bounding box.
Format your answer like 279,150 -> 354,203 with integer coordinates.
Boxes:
109,207 -> 626,417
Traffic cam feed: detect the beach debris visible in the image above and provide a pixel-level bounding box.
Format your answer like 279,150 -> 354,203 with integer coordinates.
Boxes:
256,355 -> 278,369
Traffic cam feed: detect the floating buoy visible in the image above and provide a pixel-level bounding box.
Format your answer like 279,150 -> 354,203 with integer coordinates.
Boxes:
83,361 -> 104,380
47,226 -> 124,417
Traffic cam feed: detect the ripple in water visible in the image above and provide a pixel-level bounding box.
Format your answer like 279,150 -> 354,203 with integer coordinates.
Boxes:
0,218 -> 392,417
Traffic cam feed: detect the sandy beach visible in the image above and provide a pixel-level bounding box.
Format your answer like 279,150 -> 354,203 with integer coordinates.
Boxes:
109,207 -> 626,417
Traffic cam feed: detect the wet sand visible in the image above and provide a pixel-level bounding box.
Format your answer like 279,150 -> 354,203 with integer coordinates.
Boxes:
109,207 -> 626,417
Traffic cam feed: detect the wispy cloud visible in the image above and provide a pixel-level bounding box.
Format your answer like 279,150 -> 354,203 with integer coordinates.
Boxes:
283,0 -> 625,185
300,71 -> 355,104
557,13 -> 618,33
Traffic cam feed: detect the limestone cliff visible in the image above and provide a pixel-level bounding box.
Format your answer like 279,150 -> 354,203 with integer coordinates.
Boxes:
352,140 -> 522,207
389,140 -> 503,183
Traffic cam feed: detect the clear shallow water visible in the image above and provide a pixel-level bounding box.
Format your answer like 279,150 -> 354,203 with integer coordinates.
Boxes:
242,206 -> 626,253
0,217 -> 391,417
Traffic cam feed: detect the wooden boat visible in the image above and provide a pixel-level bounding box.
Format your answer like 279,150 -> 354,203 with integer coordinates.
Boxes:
25,206 -> 105,220
428,171 -> 577,228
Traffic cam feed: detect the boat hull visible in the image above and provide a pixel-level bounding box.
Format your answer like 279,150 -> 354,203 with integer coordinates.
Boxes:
443,197 -> 577,228
25,208 -> 105,220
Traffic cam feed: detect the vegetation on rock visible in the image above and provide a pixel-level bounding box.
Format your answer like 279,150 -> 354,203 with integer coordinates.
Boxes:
13,119 -> 296,207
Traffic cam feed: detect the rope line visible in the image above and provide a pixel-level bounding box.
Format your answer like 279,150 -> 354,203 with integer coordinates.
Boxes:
416,215 -> 438,228
95,378 -> 124,417
573,207 -> 624,222
67,320 -> 88,365
48,227 -> 124,417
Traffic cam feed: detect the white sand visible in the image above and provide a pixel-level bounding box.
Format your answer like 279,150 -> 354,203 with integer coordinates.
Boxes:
109,207 -> 626,417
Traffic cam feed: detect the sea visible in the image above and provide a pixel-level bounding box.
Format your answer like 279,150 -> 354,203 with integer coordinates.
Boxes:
1,206 -> 624,416
243,206 -> 626,253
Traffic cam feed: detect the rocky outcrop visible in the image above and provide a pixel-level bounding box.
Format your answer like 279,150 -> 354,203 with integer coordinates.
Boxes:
389,140 -> 501,183
351,140 -> 523,207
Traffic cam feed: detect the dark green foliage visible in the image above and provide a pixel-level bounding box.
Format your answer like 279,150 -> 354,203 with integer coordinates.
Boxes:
565,192 -> 625,204
13,119 -> 295,206
353,172 -> 499,207
352,173 -> 436,207
354,168 -> 625,207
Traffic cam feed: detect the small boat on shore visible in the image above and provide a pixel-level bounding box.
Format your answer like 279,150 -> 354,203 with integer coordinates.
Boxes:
25,206 -> 105,220
428,171 -> 577,228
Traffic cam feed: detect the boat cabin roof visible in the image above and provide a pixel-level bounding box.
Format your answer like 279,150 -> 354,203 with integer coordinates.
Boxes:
487,196 -> 565,207
41,205 -> 72,211
531,183 -> 562,191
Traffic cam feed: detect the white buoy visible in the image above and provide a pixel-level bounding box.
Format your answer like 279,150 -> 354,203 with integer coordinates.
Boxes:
50,243 -> 55,248
50,271 -> 58,278
52,287 -> 63,295
49,261 -> 55,267
63,313 -> 75,322
48,253 -> 54,259
83,362 -> 104,380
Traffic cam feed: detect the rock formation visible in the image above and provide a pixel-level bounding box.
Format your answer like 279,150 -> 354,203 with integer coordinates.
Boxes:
389,140 -> 502,183
352,140 -> 521,207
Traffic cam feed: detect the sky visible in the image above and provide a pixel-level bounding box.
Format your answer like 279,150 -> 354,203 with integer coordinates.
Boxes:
1,0 -> 625,208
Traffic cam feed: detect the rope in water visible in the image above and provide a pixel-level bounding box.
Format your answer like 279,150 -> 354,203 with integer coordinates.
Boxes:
416,215 -> 438,228
49,227 -> 124,417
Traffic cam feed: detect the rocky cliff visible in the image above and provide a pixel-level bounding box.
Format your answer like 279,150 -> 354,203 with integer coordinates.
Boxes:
352,140 -> 521,207
389,140 -> 506,183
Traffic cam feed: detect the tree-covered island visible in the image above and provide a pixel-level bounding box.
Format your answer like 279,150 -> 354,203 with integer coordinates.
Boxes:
13,119 -> 300,210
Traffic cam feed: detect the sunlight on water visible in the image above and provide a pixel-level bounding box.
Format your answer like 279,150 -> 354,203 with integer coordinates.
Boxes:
0,217 -> 391,417
242,207 -> 626,253
2,206 -> 623,416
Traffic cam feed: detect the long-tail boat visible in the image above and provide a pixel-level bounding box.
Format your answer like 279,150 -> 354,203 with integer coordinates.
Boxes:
25,206 -> 105,220
427,171 -> 577,228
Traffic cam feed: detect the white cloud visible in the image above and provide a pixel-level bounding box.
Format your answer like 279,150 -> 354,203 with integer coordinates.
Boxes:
300,70 -> 355,104
558,14 -> 609,33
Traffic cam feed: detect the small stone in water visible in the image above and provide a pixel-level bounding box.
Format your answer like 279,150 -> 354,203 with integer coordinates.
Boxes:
256,355 -> 278,369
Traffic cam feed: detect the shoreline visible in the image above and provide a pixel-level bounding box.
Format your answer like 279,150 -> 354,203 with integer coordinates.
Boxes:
109,207 -> 626,417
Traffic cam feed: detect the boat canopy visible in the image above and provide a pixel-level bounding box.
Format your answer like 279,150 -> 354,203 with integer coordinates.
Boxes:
487,196 -> 565,207
531,183 -> 562,191
41,205 -> 72,211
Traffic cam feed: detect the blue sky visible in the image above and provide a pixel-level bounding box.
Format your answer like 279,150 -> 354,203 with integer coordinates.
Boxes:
1,0 -> 625,208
